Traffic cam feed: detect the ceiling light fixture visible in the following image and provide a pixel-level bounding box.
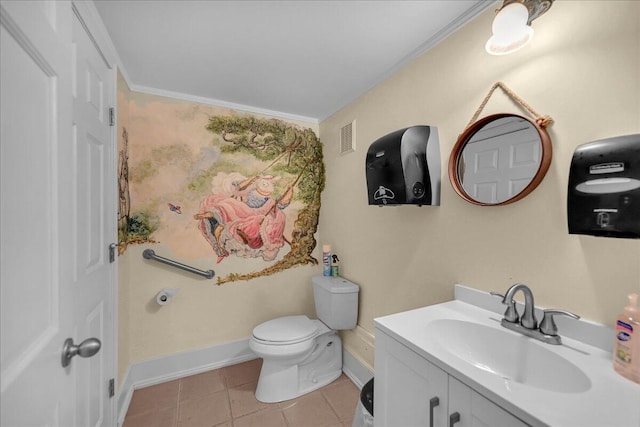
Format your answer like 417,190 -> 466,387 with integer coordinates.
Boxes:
486,0 -> 554,55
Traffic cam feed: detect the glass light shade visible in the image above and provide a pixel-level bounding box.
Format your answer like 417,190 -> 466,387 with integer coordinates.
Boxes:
486,3 -> 534,55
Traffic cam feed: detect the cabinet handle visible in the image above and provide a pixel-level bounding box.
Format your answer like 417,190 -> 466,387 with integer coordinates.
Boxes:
449,412 -> 460,427
429,397 -> 439,427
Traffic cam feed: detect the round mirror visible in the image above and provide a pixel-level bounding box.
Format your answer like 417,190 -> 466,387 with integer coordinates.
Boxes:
448,113 -> 552,206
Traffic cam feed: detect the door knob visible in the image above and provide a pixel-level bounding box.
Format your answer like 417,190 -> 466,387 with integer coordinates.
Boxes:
61,337 -> 101,367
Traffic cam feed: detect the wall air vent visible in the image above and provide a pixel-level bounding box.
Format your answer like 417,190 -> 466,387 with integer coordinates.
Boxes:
340,120 -> 356,154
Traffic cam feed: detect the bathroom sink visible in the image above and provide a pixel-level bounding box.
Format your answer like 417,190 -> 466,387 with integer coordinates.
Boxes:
425,319 -> 591,394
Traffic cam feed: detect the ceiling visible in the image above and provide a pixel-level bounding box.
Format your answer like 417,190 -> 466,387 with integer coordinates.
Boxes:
94,0 -> 494,122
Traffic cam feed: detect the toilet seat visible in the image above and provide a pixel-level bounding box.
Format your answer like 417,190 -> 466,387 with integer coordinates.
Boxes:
252,315 -> 319,345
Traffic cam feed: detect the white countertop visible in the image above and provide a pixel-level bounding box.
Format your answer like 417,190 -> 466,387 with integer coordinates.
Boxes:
374,286 -> 640,427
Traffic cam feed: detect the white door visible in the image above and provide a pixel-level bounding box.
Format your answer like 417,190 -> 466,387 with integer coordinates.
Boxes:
0,1 -> 116,426
462,117 -> 541,204
70,6 -> 117,427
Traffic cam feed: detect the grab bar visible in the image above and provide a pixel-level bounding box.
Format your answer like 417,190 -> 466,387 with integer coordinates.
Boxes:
142,249 -> 215,279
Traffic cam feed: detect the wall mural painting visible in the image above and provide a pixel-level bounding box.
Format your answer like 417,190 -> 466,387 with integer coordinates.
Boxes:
118,108 -> 325,285
118,127 -> 158,253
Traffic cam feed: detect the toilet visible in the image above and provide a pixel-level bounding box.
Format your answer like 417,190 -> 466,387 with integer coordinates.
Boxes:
249,275 -> 359,403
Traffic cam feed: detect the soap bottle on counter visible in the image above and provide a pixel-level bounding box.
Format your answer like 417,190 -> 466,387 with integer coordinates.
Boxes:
613,293 -> 640,384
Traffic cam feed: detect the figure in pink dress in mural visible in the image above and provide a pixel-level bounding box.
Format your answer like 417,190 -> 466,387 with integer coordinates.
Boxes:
194,173 -> 293,263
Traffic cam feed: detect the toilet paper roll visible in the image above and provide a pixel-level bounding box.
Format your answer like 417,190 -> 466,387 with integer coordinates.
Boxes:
156,288 -> 178,306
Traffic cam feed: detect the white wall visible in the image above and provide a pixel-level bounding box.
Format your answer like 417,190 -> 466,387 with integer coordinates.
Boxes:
319,0 -> 640,370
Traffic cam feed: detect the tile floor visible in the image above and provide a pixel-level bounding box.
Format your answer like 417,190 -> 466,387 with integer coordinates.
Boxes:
123,359 -> 360,427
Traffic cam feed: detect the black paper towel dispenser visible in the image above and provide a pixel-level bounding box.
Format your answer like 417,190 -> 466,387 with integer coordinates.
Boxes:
568,134 -> 640,239
365,126 -> 440,206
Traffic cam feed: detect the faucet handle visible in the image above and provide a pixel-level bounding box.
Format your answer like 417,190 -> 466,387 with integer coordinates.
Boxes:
490,292 -> 519,323
540,309 -> 580,336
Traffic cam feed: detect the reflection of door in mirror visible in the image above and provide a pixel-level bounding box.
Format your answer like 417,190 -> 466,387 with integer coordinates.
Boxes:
460,117 -> 541,204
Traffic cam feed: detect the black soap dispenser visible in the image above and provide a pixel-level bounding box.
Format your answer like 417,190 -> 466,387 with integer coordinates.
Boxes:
567,134 -> 640,239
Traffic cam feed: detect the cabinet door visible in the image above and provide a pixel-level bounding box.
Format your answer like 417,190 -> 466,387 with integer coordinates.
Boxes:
375,329 -> 448,427
448,377 -> 529,427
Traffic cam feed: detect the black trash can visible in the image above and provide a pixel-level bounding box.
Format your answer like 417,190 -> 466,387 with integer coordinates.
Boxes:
352,378 -> 374,427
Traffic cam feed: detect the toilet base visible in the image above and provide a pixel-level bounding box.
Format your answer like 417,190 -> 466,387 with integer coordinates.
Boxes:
255,332 -> 343,403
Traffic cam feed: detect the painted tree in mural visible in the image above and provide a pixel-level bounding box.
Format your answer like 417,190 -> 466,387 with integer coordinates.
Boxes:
117,126 -> 158,252
195,116 -> 326,285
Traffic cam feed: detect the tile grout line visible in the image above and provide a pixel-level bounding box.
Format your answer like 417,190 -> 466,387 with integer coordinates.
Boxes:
282,406 -> 292,427
281,400 -> 293,427
320,389 -> 342,423
228,389 -> 235,425
175,378 -> 183,427
125,361 -> 357,427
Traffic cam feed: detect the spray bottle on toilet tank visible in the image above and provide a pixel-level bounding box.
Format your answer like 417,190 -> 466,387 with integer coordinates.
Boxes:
322,244 -> 331,276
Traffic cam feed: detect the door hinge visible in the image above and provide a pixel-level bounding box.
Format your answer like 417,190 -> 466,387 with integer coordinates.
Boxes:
109,243 -> 118,263
108,378 -> 115,398
109,107 -> 115,126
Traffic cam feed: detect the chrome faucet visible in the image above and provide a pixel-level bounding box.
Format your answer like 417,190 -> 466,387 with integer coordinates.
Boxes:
503,283 -> 537,329
492,283 -> 579,345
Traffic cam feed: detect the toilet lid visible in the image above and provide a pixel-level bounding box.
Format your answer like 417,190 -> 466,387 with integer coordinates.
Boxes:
252,315 -> 319,344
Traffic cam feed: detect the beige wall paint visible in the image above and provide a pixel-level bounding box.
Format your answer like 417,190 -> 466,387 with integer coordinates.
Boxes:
116,1 -> 639,379
122,244 -> 317,362
319,1 -> 640,371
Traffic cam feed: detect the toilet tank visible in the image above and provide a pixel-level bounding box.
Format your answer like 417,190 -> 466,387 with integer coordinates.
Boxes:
312,276 -> 359,330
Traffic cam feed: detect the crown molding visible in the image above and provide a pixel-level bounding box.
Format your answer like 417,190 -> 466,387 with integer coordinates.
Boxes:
128,83 -> 319,125
318,0 -> 497,122
75,0 -> 495,125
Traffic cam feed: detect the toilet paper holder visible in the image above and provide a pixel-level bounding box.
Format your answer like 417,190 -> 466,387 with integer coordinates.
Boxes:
156,288 -> 178,306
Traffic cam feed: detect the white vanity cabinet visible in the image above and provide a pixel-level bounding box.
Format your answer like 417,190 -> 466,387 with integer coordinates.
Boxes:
374,329 -> 529,427
447,376 -> 529,427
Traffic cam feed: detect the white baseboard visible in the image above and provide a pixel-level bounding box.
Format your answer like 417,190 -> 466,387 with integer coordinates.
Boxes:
342,347 -> 374,390
117,338 -> 374,425
117,338 -> 255,425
